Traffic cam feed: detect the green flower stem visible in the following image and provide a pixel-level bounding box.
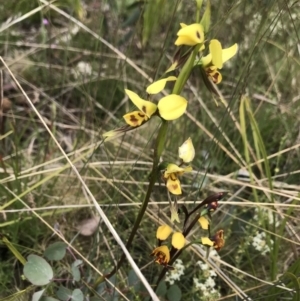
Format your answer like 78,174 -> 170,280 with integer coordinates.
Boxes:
94,121 -> 169,288
172,45 -> 200,95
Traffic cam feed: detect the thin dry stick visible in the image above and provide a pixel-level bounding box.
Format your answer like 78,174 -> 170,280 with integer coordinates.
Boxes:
0,56 -> 159,301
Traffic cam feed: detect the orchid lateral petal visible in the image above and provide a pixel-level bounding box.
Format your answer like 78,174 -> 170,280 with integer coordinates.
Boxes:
178,138 -> 195,163
201,237 -> 214,246
175,23 -> 204,46
210,39 -> 223,69
124,89 -> 157,117
166,62 -> 178,73
158,94 -> 187,120
164,163 -> 184,175
198,216 -> 209,230
222,43 -> 238,64
102,125 -> 134,141
123,111 -> 147,127
182,166 -> 193,173
201,53 -> 212,67
171,232 -> 185,250
146,76 -> 177,94
156,225 -> 172,240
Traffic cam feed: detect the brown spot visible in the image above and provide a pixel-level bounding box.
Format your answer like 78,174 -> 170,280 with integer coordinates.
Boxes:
142,105 -> 146,113
212,73 -> 220,84
171,183 -> 179,191
196,31 -> 201,40
129,114 -> 139,124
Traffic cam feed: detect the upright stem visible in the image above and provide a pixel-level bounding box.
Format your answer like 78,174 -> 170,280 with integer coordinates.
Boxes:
94,121 -> 168,286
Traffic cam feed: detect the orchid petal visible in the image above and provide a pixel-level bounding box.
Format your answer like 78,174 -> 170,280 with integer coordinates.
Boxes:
146,76 -> 177,94
171,232 -> 185,250
156,225 -> 172,240
123,111 -> 147,127
222,43 -> 238,64
210,39 -> 223,69
125,89 -> 157,117
198,216 -> 209,230
201,237 -> 214,246
178,138 -> 195,163
158,94 -> 187,120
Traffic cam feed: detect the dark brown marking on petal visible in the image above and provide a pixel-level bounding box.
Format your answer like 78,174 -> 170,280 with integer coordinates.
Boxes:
129,114 -> 139,124
142,105 -> 146,113
212,73 -> 220,84
196,31 -> 201,40
171,183 -> 179,191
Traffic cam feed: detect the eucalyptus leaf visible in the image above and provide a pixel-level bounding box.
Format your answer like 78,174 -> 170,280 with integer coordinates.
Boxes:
32,289 -> 45,301
56,286 -> 72,301
40,298 -> 60,301
44,242 -> 67,261
71,289 -> 84,301
167,284 -> 182,301
71,265 -> 81,282
23,255 -> 53,286
128,269 -> 141,291
156,281 -> 167,297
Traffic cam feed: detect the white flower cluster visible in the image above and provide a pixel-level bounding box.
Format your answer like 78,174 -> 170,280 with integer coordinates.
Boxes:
165,259 -> 185,285
72,61 -> 93,79
252,231 -> 271,255
254,207 -> 280,227
193,258 -> 220,298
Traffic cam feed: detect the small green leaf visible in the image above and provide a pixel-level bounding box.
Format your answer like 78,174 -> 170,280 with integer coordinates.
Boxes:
128,269 -> 141,291
23,254 -> 53,286
44,242 -> 67,261
32,289 -> 45,301
40,298 -> 60,301
200,0 -> 211,33
167,284 -> 182,301
156,281 -> 167,297
56,286 -> 72,301
71,289 -> 84,301
71,259 -> 82,281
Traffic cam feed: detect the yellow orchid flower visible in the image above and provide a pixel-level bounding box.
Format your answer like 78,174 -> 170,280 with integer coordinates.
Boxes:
151,245 -> 170,266
200,39 -> 238,84
201,237 -> 214,247
210,229 -> 225,251
123,89 -> 157,127
171,232 -> 185,250
156,225 -> 185,250
163,163 -> 192,195
157,94 -> 187,120
156,225 -> 173,240
175,23 -> 205,46
198,216 -> 209,230
146,76 -> 177,94
201,230 -> 225,251
178,137 -> 195,163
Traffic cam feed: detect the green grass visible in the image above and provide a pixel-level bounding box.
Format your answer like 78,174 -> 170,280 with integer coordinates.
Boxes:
0,0 -> 300,300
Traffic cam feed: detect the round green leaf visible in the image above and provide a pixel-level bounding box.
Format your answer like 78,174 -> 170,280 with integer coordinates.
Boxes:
41,298 -> 60,301
72,289 -> 84,301
71,265 -> 81,282
32,289 -> 45,301
167,284 -> 182,301
56,286 -> 72,301
23,254 -> 53,286
44,242 -> 67,261
156,281 -> 167,297
128,269 -> 141,291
